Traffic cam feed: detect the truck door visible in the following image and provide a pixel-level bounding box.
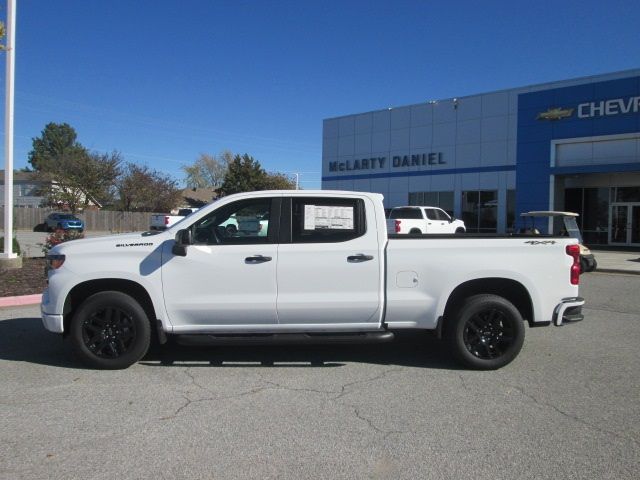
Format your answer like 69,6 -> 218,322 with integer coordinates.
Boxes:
276,196 -> 383,327
161,197 -> 280,329
424,208 -> 448,233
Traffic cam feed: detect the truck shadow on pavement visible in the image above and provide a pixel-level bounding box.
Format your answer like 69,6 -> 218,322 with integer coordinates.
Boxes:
0,317 -> 461,370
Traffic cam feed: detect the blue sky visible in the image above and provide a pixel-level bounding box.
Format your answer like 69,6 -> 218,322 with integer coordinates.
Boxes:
1,0 -> 639,189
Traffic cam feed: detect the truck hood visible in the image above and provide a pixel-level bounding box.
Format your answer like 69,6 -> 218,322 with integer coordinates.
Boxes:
50,231 -> 170,256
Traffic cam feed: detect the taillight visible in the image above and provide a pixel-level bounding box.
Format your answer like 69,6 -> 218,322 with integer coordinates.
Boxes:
395,219 -> 401,233
164,216 -> 170,226
566,244 -> 580,285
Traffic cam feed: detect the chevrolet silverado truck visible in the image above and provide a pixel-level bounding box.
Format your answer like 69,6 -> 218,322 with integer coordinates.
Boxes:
41,190 -> 584,370
387,206 -> 466,234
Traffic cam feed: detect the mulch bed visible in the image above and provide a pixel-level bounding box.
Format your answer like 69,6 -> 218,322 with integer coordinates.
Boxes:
0,258 -> 48,297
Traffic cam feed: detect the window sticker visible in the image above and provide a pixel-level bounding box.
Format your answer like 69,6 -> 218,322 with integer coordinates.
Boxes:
304,205 -> 354,230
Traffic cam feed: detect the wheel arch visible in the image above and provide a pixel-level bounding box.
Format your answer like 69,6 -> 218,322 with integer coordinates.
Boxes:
63,279 -> 158,336
442,277 -> 534,327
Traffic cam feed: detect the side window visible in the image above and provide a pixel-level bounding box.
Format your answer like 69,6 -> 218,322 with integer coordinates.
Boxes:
192,198 -> 273,245
389,208 -> 422,219
425,208 -> 438,220
291,197 -> 365,243
435,208 -> 451,221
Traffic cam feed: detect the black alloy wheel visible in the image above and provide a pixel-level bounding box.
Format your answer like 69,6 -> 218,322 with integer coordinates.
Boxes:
70,291 -> 151,369
81,307 -> 137,359
462,307 -> 515,360
446,294 -> 525,370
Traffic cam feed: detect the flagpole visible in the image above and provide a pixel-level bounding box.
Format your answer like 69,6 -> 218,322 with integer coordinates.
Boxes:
2,0 -> 17,261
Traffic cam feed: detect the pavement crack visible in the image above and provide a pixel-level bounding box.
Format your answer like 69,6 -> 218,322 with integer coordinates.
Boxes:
261,379 -> 336,396
509,384 -> 639,446
458,374 -> 471,392
350,405 -> 410,440
183,367 -> 207,391
159,385 -> 273,421
333,367 -> 403,400
353,406 -> 385,434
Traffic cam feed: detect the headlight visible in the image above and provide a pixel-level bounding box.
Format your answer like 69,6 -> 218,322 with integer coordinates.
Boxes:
46,254 -> 66,270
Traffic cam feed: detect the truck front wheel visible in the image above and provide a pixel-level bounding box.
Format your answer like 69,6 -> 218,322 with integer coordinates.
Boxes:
69,291 -> 151,370
446,294 -> 525,370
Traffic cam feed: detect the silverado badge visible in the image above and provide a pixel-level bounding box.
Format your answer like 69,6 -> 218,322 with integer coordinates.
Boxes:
536,107 -> 574,121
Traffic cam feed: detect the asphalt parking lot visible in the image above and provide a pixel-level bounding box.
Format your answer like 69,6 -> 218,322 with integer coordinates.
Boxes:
1,272 -> 639,479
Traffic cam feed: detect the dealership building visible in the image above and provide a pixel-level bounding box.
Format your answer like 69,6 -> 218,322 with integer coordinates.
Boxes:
321,69 -> 640,246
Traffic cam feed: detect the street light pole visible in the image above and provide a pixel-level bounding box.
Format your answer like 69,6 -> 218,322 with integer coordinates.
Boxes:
2,0 -> 16,260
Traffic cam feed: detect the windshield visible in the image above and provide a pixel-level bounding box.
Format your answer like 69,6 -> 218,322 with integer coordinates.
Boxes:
562,216 -> 583,243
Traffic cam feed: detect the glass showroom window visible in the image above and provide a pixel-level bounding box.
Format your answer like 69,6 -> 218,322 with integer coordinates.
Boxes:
407,191 -> 454,216
565,187 -> 609,245
507,190 -> 516,232
461,190 -> 498,233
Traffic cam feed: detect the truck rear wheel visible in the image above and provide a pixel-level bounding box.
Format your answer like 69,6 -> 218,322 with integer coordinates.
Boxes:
69,291 -> 151,370
446,294 -> 525,370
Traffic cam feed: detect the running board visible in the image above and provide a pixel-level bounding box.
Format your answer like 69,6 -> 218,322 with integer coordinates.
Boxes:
176,331 -> 395,346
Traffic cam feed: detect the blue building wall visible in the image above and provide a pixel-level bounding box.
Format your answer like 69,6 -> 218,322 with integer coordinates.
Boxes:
516,76 -> 640,227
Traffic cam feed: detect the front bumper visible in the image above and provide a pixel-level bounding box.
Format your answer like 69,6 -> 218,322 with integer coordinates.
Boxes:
42,313 -> 64,333
553,297 -> 585,326
41,288 -> 64,333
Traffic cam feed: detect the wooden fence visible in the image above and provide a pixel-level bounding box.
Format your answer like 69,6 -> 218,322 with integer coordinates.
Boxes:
0,207 -> 161,232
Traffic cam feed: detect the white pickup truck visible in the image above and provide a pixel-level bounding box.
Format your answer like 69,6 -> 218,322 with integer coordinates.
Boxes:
41,190 -> 584,370
387,206 -> 466,234
149,208 -> 199,231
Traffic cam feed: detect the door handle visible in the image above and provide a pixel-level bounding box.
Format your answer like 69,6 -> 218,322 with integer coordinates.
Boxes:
347,254 -> 374,263
245,255 -> 272,264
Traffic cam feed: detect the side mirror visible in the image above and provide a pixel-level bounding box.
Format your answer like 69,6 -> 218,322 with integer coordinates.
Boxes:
449,217 -> 455,223
172,229 -> 192,257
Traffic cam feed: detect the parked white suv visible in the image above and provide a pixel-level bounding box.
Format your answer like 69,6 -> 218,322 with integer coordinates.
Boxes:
387,206 -> 466,234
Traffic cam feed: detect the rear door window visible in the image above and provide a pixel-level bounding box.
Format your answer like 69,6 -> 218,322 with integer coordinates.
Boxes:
290,197 -> 365,243
389,208 -> 422,219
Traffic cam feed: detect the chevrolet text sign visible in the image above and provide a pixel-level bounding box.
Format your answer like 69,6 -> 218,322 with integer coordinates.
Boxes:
577,96 -> 640,119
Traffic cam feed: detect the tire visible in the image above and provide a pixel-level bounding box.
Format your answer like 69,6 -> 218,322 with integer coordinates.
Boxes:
455,227 -> 465,234
446,294 -> 525,370
409,228 -> 422,235
69,291 -> 151,369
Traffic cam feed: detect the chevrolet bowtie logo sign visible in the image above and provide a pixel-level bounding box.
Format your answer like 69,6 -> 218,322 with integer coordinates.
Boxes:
536,107 -> 574,121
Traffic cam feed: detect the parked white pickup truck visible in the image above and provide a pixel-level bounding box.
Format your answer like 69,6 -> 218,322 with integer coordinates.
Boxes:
387,206 -> 466,234
41,190 -> 584,370
149,208 -> 199,231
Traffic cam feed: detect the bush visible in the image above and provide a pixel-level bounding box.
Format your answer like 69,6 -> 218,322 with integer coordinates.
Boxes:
0,237 -> 21,256
42,230 -> 84,255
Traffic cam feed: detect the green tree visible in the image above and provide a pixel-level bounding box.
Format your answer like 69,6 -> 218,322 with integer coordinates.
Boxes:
38,151 -> 122,213
182,151 -> 231,189
28,122 -> 87,172
0,14 -> 5,51
263,172 -> 296,190
28,124 -> 122,212
117,163 -> 182,212
217,154 -> 267,195
217,154 -> 296,195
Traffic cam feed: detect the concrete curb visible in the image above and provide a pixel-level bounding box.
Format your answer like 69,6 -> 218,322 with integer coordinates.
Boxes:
0,294 -> 42,308
592,269 -> 640,276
